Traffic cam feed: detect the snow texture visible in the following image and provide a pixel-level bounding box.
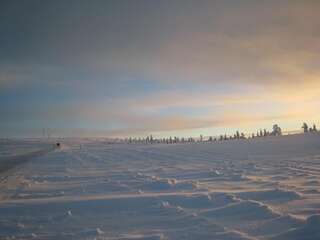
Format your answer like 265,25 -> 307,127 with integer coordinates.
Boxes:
1,133 -> 320,239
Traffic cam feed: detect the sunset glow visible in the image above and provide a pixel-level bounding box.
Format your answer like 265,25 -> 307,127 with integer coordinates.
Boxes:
1,1 -> 320,137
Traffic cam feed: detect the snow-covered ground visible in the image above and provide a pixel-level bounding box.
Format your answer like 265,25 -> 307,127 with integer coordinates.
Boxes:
1,134 -> 320,240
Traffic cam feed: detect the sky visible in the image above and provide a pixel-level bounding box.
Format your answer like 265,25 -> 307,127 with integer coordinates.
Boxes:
1,0 -> 320,138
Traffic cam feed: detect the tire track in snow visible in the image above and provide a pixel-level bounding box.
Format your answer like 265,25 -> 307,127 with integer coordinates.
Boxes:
0,145 -> 58,176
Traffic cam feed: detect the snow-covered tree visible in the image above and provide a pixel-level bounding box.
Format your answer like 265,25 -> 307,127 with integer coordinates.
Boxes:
272,124 -> 282,136
302,123 -> 309,133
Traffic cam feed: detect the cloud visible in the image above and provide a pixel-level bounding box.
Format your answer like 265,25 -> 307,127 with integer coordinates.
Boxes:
19,83 -> 316,137
2,1 -> 320,89
1,1 -> 320,137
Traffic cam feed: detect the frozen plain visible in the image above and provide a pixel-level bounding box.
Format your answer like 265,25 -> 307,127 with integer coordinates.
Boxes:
1,134 -> 320,240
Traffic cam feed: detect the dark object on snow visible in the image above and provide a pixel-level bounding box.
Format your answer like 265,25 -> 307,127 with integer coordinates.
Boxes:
56,142 -> 61,147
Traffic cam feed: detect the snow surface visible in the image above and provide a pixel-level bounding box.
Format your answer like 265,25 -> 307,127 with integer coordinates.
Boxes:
1,134 -> 320,239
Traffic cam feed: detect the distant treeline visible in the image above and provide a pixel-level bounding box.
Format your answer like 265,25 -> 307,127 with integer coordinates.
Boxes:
121,123 -> 318,144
